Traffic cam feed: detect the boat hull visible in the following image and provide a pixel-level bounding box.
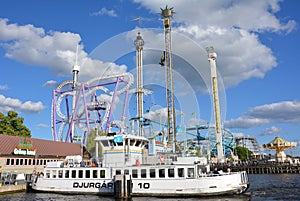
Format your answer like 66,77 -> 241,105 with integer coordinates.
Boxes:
31,170 -> 249,197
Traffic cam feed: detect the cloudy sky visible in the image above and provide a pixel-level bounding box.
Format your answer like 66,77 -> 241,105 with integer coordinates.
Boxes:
0,0 -> 299,155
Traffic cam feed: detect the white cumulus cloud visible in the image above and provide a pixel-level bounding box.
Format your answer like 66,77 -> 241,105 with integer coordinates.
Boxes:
0,94 -> 45,114
0,18 -> 127,81
225,101 -> 300,128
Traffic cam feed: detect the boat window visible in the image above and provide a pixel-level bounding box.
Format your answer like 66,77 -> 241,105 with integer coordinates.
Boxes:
124,169 -> 129,175
33,159 -> 35,165
58,170 -> 63,178
52,170 -> 57,178
188,168 -> 194,178
78,170 -> 83,178
132,169 -> 138,178
20,159 -> 23,165
130,140 -> 135,146
85,170 -> 90,178
110,140 -> 117,146
141,169 -> 147,178
116,141 -> 123,146
168,168 -> 175,178
93,170 -> 98,178
25,159 -> 28,165
65,170 -> 69,178
116,170 -> 121,175
6,159 -> 10,165
71,170 -> 76,178
29,159 -> 32,165
136,140 -> 142,147
16,159 -> 20,165
100,170 -> 105,178
46,170 -> 50,178
150,169 -> 156,178
159,169 -> 165,178
178,168 -> 184,177
101,140 -> 109,147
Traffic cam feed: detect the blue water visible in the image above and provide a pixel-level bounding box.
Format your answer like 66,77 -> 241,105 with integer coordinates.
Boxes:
1,174 -> 300,201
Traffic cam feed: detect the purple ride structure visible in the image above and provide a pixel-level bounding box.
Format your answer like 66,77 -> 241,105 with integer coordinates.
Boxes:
51,67 -> 134,143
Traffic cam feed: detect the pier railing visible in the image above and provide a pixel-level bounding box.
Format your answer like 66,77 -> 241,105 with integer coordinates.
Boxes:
213,163 -> 300,174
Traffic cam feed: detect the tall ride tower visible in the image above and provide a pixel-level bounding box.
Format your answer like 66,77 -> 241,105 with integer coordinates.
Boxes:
206,46 -> 224,162
160,6 -> 176,151
134,31 -> 145,136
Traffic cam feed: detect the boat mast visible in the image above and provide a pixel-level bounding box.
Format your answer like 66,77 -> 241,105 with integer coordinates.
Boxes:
206,46 -> 224,162
134,27 -> 145,136
160,6 -> 176,152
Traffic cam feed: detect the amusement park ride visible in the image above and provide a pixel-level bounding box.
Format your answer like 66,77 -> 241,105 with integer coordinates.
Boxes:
263,135 -> 297,162
50,6 -> 237,160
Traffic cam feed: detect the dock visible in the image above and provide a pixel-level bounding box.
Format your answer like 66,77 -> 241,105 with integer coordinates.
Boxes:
214,163 -> 300,174
0,184 -> 26,195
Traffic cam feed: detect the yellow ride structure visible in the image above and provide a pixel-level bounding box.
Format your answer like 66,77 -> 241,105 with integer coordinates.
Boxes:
262,135 -> 297,162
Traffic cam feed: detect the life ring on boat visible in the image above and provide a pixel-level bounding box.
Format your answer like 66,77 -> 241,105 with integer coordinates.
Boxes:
160,155 -> 166,163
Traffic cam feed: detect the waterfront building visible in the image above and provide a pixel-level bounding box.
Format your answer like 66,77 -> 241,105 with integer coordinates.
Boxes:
0,134 -> 90,182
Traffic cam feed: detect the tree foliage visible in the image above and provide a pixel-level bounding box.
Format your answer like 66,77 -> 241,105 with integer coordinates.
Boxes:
85,129 -> 106,157
0,111 -> 31,137
235,146 -> 253,161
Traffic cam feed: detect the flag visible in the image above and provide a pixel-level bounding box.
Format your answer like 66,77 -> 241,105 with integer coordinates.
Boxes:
73,136 -> 81,142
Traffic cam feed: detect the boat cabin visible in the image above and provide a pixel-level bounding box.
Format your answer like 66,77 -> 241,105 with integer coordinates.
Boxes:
95,134 -> 148,167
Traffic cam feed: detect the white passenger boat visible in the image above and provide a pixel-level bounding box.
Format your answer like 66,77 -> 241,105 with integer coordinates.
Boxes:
30,133 -> 249,197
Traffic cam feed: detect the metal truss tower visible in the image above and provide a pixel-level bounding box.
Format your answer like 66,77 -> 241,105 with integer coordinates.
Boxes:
134,31 -> 145,136
160,6 -> 177,151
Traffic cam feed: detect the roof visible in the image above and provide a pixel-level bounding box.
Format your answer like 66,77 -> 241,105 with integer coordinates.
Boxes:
0,134 -> 82,157
262,135 -> 297,150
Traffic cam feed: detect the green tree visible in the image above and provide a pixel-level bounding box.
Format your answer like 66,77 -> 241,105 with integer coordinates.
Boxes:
235,146 -> 253,161
85,129 -> 106,157
0,111 -> 31,137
